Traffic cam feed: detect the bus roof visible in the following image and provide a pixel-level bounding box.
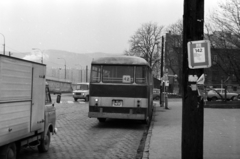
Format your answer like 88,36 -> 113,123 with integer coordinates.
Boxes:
92,56 -> 150,66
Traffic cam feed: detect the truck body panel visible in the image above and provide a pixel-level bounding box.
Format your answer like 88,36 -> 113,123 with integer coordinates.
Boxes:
0,55 -> 46,147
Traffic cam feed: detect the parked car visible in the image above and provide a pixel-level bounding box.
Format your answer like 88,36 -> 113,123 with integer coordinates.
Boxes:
153,88 -> 160,100
72,83 -> 89,102
207,88 -> 238,101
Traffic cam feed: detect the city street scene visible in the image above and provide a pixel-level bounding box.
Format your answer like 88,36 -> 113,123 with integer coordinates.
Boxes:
1,0 -> 240,159
17,94 -> 149,159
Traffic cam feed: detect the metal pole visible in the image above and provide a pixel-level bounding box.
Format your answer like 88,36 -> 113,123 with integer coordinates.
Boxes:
81,70 -> 82,82
165,85 -> 168,109
182,0 -> 204,158
58,58 -> 66,80
0,33 -> 5,55
160,36 -> 164,107
64,62 -> 66,80
75,64 -> 82,83
41,52 -> 43,63
86,66 -> 88,82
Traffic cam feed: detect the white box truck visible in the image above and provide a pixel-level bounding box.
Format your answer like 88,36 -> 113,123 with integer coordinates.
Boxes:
0,55 -> 60,159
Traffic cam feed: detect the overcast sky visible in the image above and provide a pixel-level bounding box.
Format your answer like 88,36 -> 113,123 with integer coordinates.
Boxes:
0,0 -> 221,54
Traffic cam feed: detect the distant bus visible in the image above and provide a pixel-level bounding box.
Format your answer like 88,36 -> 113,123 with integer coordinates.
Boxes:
46,77 -> 72,94
88,56 -> 153,123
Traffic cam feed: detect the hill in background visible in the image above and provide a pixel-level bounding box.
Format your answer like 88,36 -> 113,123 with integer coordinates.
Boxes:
8,50 -> 123,69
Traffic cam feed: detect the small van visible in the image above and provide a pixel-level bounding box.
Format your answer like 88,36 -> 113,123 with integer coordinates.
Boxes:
72,83 -> 89,102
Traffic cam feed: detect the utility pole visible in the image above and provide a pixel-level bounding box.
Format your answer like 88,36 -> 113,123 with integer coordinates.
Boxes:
0,33 -> 5,55
86,66 -> 88,82
182,0 -> 204,159
160,36 -> 164,107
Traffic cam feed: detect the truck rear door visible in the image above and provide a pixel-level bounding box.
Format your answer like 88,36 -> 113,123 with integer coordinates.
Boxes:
30,63 -> 46,132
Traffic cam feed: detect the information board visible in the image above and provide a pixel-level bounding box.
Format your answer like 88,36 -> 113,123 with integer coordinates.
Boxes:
187,40 -> 211,69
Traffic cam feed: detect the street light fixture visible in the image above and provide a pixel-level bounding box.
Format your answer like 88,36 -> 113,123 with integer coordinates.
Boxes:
0,33 -> 5,55
32,48 -> 44,63
58,58 -> 66,80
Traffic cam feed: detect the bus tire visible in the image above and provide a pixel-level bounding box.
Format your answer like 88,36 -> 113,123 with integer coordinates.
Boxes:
38,130 -> 51,153
142,117 -> 149,125
0,143 -> 16,159
98,118 -> 106,123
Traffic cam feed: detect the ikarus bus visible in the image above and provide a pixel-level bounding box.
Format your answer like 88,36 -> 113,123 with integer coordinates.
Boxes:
88,56 -> 153,124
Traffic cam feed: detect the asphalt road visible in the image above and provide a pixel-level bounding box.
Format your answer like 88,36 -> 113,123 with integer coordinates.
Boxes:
17,94 -> 148,159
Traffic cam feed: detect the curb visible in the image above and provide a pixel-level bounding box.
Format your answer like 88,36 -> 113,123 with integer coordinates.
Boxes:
142,105 -> 157,159
205,101 -> 240,108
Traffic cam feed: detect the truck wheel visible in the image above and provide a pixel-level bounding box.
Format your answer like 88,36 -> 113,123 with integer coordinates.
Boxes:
38,130 -> 51,153
0,143 -> 16,159
74,98 -> 78,102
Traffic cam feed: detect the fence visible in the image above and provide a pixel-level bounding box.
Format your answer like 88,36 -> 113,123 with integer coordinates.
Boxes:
46,67 -> 91,83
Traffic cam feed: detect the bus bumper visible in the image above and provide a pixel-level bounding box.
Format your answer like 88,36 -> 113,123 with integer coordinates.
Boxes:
88,112 -> 145,120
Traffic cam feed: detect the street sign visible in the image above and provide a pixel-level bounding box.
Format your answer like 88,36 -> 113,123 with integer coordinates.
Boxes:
165,80 -> 169,86
162,74 -> 168,81
187,40 -> 211,69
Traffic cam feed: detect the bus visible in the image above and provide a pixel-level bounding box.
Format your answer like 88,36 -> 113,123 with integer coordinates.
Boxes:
88,56 -> 153,124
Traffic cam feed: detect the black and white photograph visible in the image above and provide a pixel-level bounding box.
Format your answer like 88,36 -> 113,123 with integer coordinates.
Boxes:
0,0 -> 239,159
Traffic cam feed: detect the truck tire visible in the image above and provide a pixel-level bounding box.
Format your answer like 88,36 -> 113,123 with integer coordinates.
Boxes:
0,143 -> 16,159
38,130 -> 51,153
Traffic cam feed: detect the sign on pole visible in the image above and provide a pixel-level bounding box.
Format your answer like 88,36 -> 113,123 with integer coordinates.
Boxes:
187,40 -> 211,69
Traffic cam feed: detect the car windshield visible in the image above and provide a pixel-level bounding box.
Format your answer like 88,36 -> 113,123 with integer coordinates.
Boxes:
75,84 -> 88,90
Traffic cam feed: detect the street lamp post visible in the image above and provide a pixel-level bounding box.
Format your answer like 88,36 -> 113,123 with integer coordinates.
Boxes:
75,64 -> 82,82
0,33 -> 5,55
155,37 -> 164,107
32,48 -> 44,63
58,58 -> 66,80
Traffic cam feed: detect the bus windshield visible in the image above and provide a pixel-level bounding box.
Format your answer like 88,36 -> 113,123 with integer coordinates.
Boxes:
91,65 -> 147,84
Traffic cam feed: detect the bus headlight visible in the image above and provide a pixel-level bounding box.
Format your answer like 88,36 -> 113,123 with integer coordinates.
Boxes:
95,98 -> 99,106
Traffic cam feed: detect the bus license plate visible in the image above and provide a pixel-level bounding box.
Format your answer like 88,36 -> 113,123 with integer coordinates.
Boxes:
112,100 -> 123,107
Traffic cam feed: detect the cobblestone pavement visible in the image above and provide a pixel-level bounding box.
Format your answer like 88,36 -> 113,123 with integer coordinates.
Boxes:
18,95 -> 147,159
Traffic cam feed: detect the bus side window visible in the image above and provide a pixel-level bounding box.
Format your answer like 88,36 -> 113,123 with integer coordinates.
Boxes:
136,66 -> 146,84
91,65 -> 101,83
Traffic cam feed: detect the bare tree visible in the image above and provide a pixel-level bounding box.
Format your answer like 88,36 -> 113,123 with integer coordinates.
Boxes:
125,22 -> 164,77
205,0 -> 240,84
165,19 -> 183,94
